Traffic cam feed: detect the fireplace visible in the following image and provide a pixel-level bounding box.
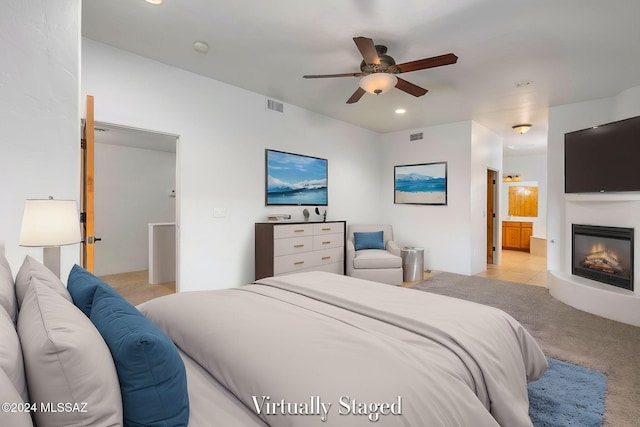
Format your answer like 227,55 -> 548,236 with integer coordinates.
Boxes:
572,224 -> 634,291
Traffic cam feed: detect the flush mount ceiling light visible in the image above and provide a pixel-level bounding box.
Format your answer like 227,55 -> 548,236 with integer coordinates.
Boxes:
193,41 -> 209,54
358,73 -> 398,95
395,108 -> 406,114
145,0 -> 163,4
512,124 -> 532,135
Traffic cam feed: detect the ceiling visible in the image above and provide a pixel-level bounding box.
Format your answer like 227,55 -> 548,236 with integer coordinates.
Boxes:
82,0 -> 640,156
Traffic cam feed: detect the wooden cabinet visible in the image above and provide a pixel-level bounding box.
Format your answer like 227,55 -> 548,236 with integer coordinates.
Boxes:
255,221 -> 345,280
502,221 -> 533,252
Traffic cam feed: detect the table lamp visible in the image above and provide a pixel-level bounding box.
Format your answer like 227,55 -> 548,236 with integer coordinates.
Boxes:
19,198 -> 82,278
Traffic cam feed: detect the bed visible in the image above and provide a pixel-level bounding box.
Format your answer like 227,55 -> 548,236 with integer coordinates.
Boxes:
1,246 -> 547,427
140,271 -> 548,427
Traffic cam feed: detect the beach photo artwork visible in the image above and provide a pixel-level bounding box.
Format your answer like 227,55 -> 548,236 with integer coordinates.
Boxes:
266,149 -> 328,206
394,162 -> 447,205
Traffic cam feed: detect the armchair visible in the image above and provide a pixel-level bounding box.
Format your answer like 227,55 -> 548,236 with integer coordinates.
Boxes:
346,224 -> 403,286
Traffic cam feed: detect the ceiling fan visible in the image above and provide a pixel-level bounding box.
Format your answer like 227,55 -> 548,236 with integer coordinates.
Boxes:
303,36 -> 458,104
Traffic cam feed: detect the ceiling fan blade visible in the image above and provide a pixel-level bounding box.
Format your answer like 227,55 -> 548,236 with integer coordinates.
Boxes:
353,36 -> 380,64
395,77 -> 428,97
303,72 -> 362,79
346,87 -> 366,104
396,53 -> 458,73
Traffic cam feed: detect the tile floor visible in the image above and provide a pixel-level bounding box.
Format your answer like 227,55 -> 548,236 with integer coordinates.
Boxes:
475,250 -> 547,287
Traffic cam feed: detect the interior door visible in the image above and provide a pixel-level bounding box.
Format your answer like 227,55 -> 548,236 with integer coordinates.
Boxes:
81,95 -> 96,272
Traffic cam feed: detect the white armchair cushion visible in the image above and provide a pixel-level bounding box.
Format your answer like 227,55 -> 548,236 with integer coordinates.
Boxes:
354,250 -> 403,269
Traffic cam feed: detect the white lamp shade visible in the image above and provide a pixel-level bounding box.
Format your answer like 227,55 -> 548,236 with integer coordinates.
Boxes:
19,199 -> 82,247
359,73 -> 398,95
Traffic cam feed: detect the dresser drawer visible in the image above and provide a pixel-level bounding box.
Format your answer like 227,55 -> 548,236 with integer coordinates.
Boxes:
273,224 -> 313,239
312,232 -> 344,251
313,223 -> 343,234
274,247 -> 344,275
274,236 -> 313,256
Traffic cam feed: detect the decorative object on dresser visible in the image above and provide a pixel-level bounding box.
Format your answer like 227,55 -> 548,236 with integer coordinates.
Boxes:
255,221 -> 345,280
502,221 -> 533,252
346,224 -> 403,286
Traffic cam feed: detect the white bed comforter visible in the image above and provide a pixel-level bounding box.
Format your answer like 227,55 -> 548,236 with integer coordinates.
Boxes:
140,272 -> 547,426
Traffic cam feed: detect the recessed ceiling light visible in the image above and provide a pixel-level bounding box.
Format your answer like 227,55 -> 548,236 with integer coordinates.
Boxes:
395,108 -> 406,114
145,0 -> 163,4
193,41 -> 209,54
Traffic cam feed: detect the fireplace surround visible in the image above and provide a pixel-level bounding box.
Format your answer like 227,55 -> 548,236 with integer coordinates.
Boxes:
571,224 -> 634,291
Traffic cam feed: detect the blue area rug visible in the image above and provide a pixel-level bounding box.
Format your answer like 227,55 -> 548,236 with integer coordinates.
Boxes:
528,357 -> 606,427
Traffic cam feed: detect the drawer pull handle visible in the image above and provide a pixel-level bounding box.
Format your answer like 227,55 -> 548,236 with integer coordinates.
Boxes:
294,261 -> 305,265
294,229 -> 305,233
294,244 -> 305,248
322,241 -> 331,244
322,256 -> 331,260
322,228 -> 331,231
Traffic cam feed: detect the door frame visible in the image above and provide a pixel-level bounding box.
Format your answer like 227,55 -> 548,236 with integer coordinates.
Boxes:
486,168 -> 499,265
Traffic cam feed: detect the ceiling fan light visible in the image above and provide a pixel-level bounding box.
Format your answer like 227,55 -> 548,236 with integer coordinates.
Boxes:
359,73 -> 398,95
512,124 -> 532,134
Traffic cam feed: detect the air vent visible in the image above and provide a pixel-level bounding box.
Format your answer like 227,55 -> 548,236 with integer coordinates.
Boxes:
266,99 -> 284,113
409,132 -> 423,141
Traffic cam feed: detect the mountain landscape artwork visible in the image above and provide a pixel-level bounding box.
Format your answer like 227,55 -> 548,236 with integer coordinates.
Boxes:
266,149 -> 328,206
395,162 -> 447,205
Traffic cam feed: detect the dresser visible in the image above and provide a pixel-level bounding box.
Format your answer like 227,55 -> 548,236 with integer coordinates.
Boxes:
255,221 -> 346,280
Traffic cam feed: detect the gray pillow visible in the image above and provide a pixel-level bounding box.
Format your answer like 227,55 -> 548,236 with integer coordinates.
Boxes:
0,308 -> 28,403
14,255 -> 71,309
17,278 -> 123,427
0,248 -> 17,322
0,369 -> 33,427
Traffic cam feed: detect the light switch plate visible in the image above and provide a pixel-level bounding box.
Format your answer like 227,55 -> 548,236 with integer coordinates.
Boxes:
213,207 -> 226,218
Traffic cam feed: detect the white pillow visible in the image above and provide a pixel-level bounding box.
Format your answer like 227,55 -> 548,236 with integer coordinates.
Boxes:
0,369 -> 33,427
0,308 -> 28,403
14,255 -> 71,309
17,278 -> 123,427
0,245 -> 17,322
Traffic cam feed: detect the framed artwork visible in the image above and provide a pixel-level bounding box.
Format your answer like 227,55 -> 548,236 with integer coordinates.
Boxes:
394,162 -> 447,205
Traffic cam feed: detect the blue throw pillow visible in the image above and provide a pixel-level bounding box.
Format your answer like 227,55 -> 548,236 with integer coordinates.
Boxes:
354,230 -> 385,250
90,286 -> 189,427
67,264 -> 118,317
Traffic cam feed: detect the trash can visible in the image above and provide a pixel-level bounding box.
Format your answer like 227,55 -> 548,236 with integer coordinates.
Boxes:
400,247 -> 424,282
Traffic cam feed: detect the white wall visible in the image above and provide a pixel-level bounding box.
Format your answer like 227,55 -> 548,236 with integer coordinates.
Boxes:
470,122 -> 503,273
379,121 -> 501,275
82,39 -> 384,291
94,143 -> 176,276
502,154 -> 548,238
0,0 -> 80,280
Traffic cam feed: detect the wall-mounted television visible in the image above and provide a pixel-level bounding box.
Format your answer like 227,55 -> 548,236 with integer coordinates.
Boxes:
565,115 -> 640,193
265,149 -> 328,206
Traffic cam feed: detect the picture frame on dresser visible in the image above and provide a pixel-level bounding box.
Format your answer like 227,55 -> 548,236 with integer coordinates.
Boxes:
255,221 -> 345,280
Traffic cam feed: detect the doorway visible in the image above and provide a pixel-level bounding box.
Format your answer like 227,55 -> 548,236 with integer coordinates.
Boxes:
92,122 -> 179,293
486,169 -> 498,264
